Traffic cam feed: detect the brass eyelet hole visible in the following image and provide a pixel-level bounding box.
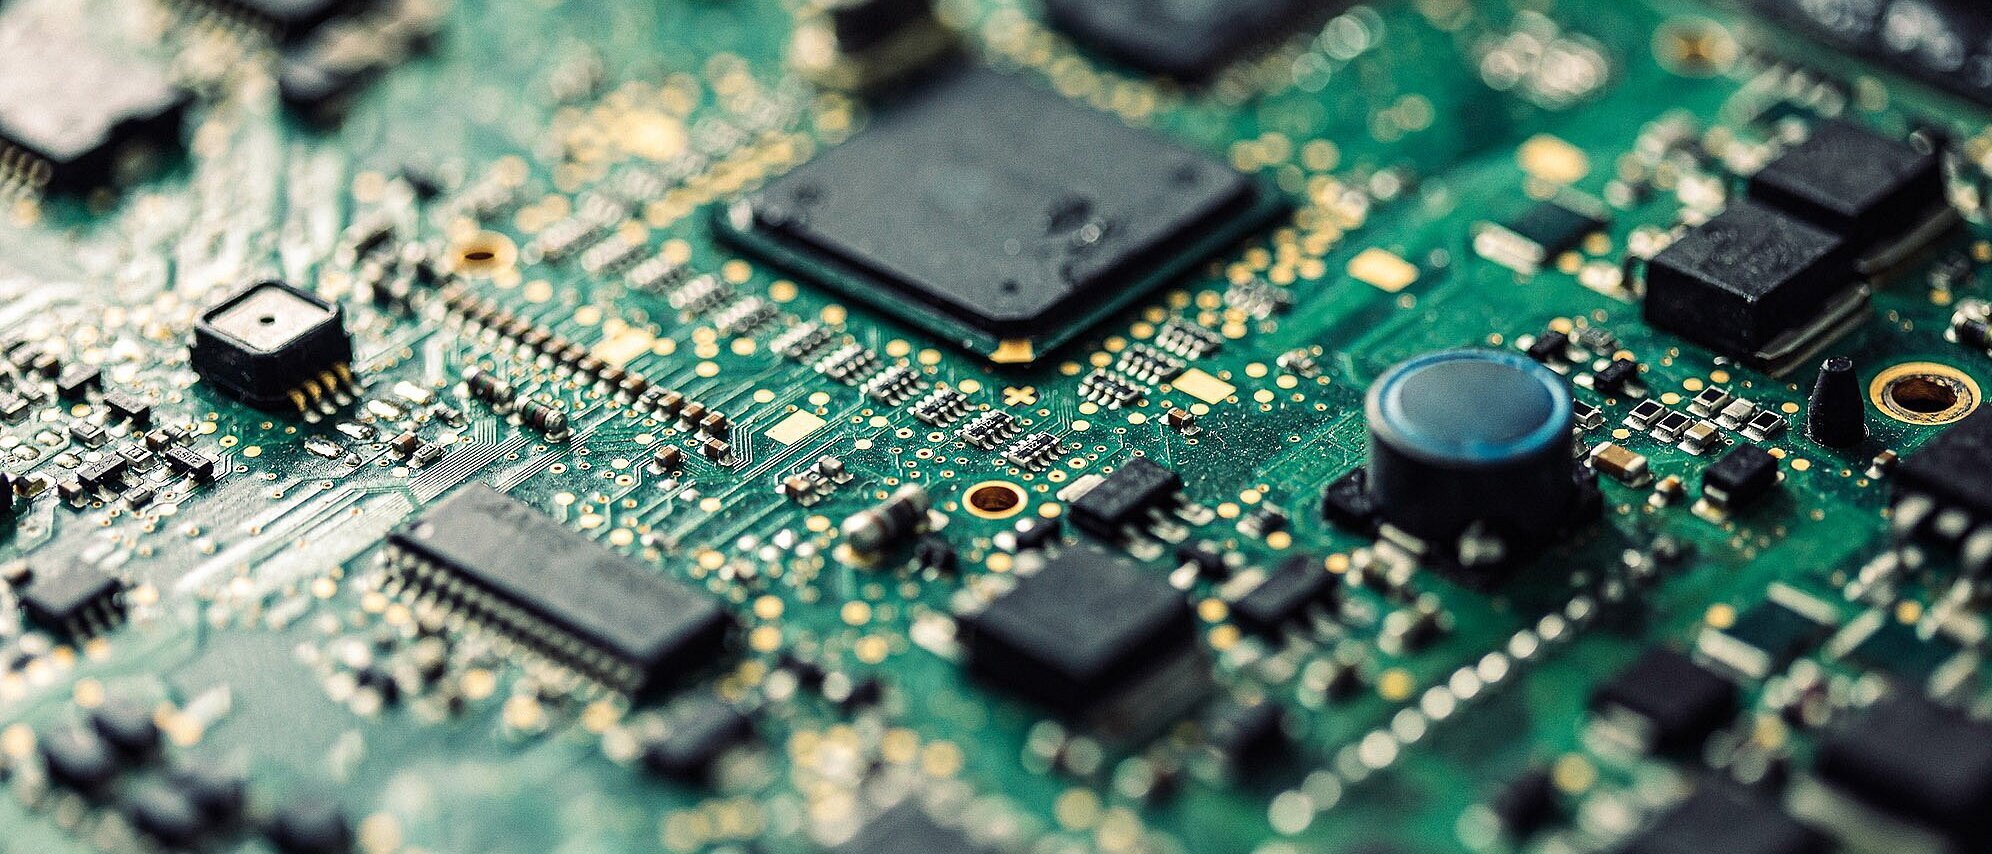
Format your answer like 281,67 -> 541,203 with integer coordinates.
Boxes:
1871,362 -> 1981,426
963,481 -> 1027,520
447,232 -> 516,276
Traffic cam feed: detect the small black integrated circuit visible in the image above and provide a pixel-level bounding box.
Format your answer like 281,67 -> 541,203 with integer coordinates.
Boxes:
962,545 -> 1200,719
1070,456 -> 1183,540
1230,555 -> 1337,634
385,485 -> 732,696
1643,201 -> 1858,374
1475,197 -> 1610,274
1044,0 -> 1332,81
0,13 -> 190,192
718,68 -> 1285,362
190,281 -> 356,411
1702,445 -> 1779,511
18,566 -> 127,640
1814,693 -> 1992,845
1891,408 -> 1992,567
1695,594 -> 1831,680
1621,786 -> 1830,854
834,802 -> 989,854
1590,648 -> 1739,755
641,694 -> 753,782
176,0 -> 371,42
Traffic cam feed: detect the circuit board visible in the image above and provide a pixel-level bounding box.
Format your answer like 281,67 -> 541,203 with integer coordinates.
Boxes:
3,0 -> 1992,851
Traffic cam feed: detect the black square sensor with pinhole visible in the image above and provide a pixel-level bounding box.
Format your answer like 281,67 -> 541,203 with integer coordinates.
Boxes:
190,281 -> 354,410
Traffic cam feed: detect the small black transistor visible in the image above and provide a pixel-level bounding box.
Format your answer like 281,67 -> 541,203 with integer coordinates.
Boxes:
1070,457 -> 1183,539
1703,445 -> 1779,510
1590,648 -> 1739,755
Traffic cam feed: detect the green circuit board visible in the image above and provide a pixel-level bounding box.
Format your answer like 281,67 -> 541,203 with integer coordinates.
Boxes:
3,0 -> 1992,851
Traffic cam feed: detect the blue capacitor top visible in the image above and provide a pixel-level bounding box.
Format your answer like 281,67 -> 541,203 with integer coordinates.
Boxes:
1365,349 -> 1572,466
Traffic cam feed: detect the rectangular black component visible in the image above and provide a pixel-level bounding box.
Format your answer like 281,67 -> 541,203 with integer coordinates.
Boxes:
1815,693 -> 1992,843
1748,120 -> 1948,250
19,566 -> 126,639
1643,202 -> 1854,365
386,485 -> 731,695
190,281 -> 355,410
1591,648 -> 1739,755
165,447 -> 221,483
179,0 -> 371,42
1750,0 -> 1992,107
1070,457 -> 1182,539
1893,407 -> 1992,533
1508,199 -> 1608,258
1621,786 -> 1830,854
77,457 -> 129,492
103,390 -> 152,425
0,14 -> 190,193
641,694 -> 752,782
1045,0 -> 1331,81
718,68 -> 1284,362
1703,445 -> 1779,509
963,545 -> 1196,715
1230,556 -> 1335,634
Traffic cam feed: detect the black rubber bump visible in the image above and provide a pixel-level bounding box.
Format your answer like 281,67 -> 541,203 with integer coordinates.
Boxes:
1806,356 -> 1868,449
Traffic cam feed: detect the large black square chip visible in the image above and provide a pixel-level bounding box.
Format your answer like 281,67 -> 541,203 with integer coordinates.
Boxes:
1045,0 -> 1334,81
1815,693 -> 1992,843
1642,201 -> 1856,371
962,545 -> 1197,715
718,67 -> 1283,363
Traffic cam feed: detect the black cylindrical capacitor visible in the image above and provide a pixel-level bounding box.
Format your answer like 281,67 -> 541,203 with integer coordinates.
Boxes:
1364,349 -> 1576,546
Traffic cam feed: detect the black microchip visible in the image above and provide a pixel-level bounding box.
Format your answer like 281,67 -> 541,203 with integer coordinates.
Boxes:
1894,407 -> 1992,530
1815,693 -> 1992,843
1592,358 -> 1639,394
1703,445 -> 1779,509
183,0 -> 371,42
1488,768 -> 1559,839
190,281 -> 356,410
1070,457 -> 1183,539
1697,598 -> 1828,680
1204,698 -> 1287,765
1230,555 -> 1336,634
1643,202 -> 1853,364
1044,0 -> 1331,80
0,14 -> 190,193
1749,120 -> 1947,250
1590,648 -> 1739,755
125,782 -> 209,848
265,796 -> 352,854
1845,617 -> 1961,685
39,724 -> 119,795
962,545 -> 1196,715
387,485 -> 732,695
1620,786 -> 1830,854
1485,199 -> 1610,270
19,566 -> 127,639
718,68 -> 1284,362
641,694 -> 753,782
834,802 -> 989,854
